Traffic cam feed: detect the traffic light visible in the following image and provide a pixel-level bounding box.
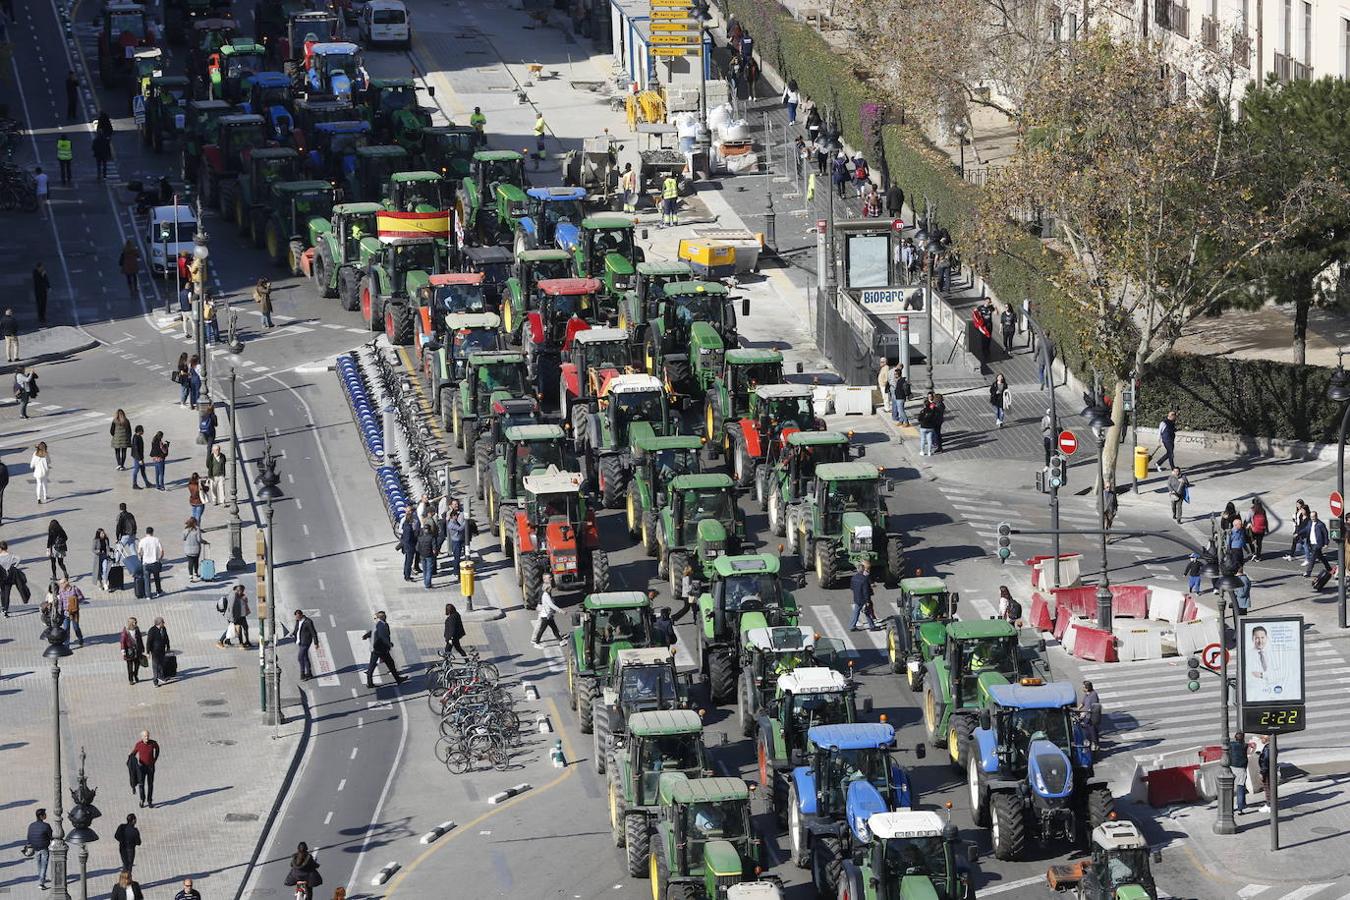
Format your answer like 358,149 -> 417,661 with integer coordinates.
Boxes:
1333,516 -> 1344,543
1186,655 -> 1201,692
1048,454 -> 1066,490
996,523 -> 1012,562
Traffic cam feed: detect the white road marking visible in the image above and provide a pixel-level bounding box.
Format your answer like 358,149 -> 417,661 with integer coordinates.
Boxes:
324,811 -> 333,825
311,631 -> 339,687
338,778 -> 347,791
1279,886 -> 1335,900
809,604 -> 858,657
977,875 -> 1049,896
1236,888 -> 1271,899
349,630 -> 380,684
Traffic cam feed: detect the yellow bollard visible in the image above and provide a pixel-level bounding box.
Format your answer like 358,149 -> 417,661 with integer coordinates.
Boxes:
459,560 -> 476,597
1134,446 -> 1150,481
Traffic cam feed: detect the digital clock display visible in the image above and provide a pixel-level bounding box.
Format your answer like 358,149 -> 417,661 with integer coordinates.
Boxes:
1241,703 -> 1307,735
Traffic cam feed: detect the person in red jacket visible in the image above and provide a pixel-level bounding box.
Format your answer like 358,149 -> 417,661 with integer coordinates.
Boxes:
131,730 -> 160,808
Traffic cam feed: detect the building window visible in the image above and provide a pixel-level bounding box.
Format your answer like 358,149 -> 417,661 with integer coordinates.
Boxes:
1283,0 -> 1291,53
1303,1 -> 1312,64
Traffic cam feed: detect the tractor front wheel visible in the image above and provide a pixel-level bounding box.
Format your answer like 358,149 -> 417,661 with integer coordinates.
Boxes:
991,792 -> 1028,861
1083,786 -> 1116,847
754,464 -> 770,508
949,713 -> 976,771
814,540 -> 839,589
288,240 -> 305,277
886,622 -> 904,674
968,755 -> 991,827
731,435 -> 755,487
599,454 -> 625,509
265,220 -> 287,267
811,835 -> 843,898
359,277 -> 382,331
576,677 -> 596,734
592,701 -> 611,774
608,775 -> 626,848
737,672 -> 755,738
625,484 -> 641,538
666,550 -> 688,597
592,549 -> 612,592
522,554 -> 544,610
385,301 -> 415,346
768,487 -> 786,537
624,813 -> 650,878
787,782 -> 809,867
641,508 -> 658,557
338,266 -> 360,311
708,648 -> 736,705
885,534 -> 905,586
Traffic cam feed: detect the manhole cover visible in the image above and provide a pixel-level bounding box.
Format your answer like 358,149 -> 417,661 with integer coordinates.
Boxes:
198,699 -> 226,707
225,812 -> 259,822
207,739 -> 237,747
203,712 -> 231,719
1313,825 -> 1337,835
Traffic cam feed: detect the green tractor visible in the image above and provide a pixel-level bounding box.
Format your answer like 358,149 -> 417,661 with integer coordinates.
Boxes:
695,554 -> 800,705
752,666 -> 858,817
581,373 -> 680,509
483,423 -> 573,523
385,170 -> 451,213
608,709 -> 710,878
648,775 -> 775,899
360,78 -> 434,151
258,180 -> 336,274
164,0 -> 233,46
785,461 -> 904,590
305,201 -> 380,308
762,430 -> 855,533
230,146 -> 300,238
723,382 -> 824,489
345,144 -> 410,204
181,99 -> 233,180
655,473 -> 746,594
702,349 -> 783,458
617,260 -> 695,362
886,576 -> 960,692
592,647 -> 688,774
140,75 -> 190,152
645,281 -> 739,409
197,113 -> 267,212
357,235 -> 450,343
573,214 -> 644,302
921,618 -> 1052,771
625,432 -> 703,555
501,248 -> 574,344
420,308 -> 501,439
419,124 -> 478,179
838,810 -> 977,900
447,351 -> 530,463
1048,819 -> 1161,899
456,150 -> 528,246
211,40 -> 267,104
566,591 -> 656,733
736,626 -> 850,739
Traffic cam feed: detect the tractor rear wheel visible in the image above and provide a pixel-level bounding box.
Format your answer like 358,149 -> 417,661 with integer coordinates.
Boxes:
754,464 -> 770,508
288,240 -> 305,277
592,550 -> 611,592
811,835 -> 843,898
814,540 -> 839,589
949,713 -> 976,771
731,435 -> 755,487
624,813 -> 650,878
708,648 -> 736,705
885,534 -> 905,586
1083,786 -> 1115,847
385,301 -> 414,346
737,673 -> 755,737
641,508 -> 658,557
265,220 -> 287,267
592,701 -> 611,774
768,486 -> 786,536
991,792 -> 1028,860
968,755 -> 991,827
522,554 -> 544,610
787,782 -> 809,867
338,267 -> 360,311
608,774 -> 626,847
576,678 -> 596,734
667,550 -> 687,597
218,180 -> 237,218
599,454 -> 625,509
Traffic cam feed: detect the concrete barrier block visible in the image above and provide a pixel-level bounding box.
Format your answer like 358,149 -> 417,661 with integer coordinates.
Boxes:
832,386 -> 874,415
1110,584 -> 1151,618
1112,620 -> 1166,661
1028,554 -> 1084,589
1071,624 -> 1118,662
1149,587 -> 1188,623
1029,592 -> 1055,632
1061,618 -> 1082,655
1052,586 -> 1098,617
1174,619 -> 1220,658
1053,604 -> 1075,641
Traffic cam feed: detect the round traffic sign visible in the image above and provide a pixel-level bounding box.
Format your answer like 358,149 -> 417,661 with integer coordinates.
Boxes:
1332,490 -> 1344,518
1200,642 -> 1228,672
1057,430 -> 1078,456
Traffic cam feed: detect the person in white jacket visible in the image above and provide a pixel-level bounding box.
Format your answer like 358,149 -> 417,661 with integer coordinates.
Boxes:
531,578 -> 563,647
30,441 -> 50,503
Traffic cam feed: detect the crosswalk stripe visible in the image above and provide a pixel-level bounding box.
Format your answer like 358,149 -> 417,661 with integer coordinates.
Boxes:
348,629 -> 381,684
810,604 -> 858,657
1236,887 -> 1271,899
312,630 -> 340,687
1279,885 -> 1336,900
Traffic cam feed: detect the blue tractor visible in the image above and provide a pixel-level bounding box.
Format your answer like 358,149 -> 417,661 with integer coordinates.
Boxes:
965,681 -> 1115,861
240,71 -> 296,143
305,42 -> 367,100
786,723 -> 921,898
513,186 -> 589,254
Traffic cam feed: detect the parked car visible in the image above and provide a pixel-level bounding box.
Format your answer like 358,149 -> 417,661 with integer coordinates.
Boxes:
359,0 -> 410,48
146,205 -> 197,277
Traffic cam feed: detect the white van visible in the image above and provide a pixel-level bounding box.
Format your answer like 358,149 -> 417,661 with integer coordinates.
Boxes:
359,0 -> 410,48
146,205 -> 197,277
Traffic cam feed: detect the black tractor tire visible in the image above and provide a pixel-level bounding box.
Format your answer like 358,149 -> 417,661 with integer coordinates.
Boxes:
787,782 -> 809,867
768,486 -> 787,537
1084,786 -> 1116,843
731,434 -> 756,487
576,677 -> 596,734
656,531 -> 670,580
754,464 -> 770,509
666,883 -> 700,900
814,539 -> 840,589
837,864 -> 866,900
641,507 -> 658,557
812,835 -> 844,899
288,240 -> 305,277
313,253 -> 330,299
599,454 -> 626,509
625,483 -> 641,539
737,673 -> 755,737
385,301 -> 415,346
464,424 -> 477,464
441,388 -> 456,434
950,713 -> 976,771
338,266 -> 361,311
663,355 -> 690,394
592,549 -> 612,592
703,398 -> 723,458
887,622 -> 904,674
708,649 -> 736,705
624,813 -> 650,878
667,550 -> 688,596
651,845 -> 671,895
991,792 -> 1028,861
498,507 -> 516,561
359,276 -> 383,332
922,685 -> 941,746
474,441 -> 493,497
608,774 -> 627,848
233,191 -> 249,232
197,166 -> 216,209
968,755 -> 991,827
522,554 -> 544,610
265,220 -> 288,265
592,701 -> 611,774
885,533 -> 905,586
217,180 -> 237,218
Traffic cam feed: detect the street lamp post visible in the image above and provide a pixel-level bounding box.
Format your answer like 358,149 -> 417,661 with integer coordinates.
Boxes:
255,446 -> 284,725
1087,404 -> 1114,630
226,368 -> 247,572
191,204 -> 211,402
953,123 -> 968,179
44,626 -> 73,900
65,748 -> 100,900
1213,567 -> 1241,836
1326,360 -> 1350,629
915,214 -> 936,394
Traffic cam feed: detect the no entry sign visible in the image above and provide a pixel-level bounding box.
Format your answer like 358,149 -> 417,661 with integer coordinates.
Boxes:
1331,491 -> 1344,518
1057,430 -> 1078,456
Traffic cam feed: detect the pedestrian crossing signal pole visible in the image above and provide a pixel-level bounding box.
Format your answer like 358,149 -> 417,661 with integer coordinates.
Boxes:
255,446 -> 284,725
226,368 -> 247,572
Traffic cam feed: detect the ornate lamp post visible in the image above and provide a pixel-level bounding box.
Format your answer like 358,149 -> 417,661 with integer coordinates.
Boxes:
1085,404 -> 1114,629
44,625 -> 73,900
65,749 -> 100,900
254,445 -> 284,724
226,368 -> 247,572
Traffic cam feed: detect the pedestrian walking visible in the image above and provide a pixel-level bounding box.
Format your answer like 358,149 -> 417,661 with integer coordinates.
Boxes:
93,130 -> 112,180
58,577 -> 84,646
198,403 -> 218,454
45,518 -> 69,581
831,151 -> 848,198
0,458 -> 8,526
805,105 -> 822,142
225,585 -> 252,648
916,398 -> 939,457
110,409 -> 133,469
783,79 -> 799,124
619,163 -> 637,213
885,182 -> 905,218
652,606 -> 677,647
1248,499 -> 1269,560
116,502 -> 138,541
30,443 -> 53,508
1234,564 -> 1253,614
187,472 -> 206,526
25,808 -> 54,889
130,425 -> 151,489
33,167 -> 48,210
445,500 -> 466,578
55,133 -> 72,185
1226,517 -> 1248,573
398,508 -> 418,582
295,608 -> 318,680
851,152 -> 869,197
1156,409 -> 1178,471
1229,732 -> 1253,813
362,610 -> 407,687
813,135 -> 828,177
173,878 -> 202,900
114,814 -> 141,871
137,528 -> 164,597
32,263 -> 49,325
1183,552 -> 1203,594
64,71 -> 79,120
988,373 -> 1009,427
182,517 -> 207,582
531,580 -> 562,647
532,112 -> 547,168
207,445 -> 227,504
174,352 -> 191,406
149,431 -> 169,490
14,366 -> 34,420
997,586 -> 1022,623
0,540 -> 19,617
111,870 -> 145,900
1103,480 -> 1118,530
972,304 -> 993,363
416,516 -> 437,588
848,561 -> 877,631
253,277 -> 274,328
1304,511 -> 1332,578
1284,499 -> 1311,560
285,842 -> 323,898
0,307 -> 18,361
118,239 -> 141,298
130,730 -> 160,807
93,527 -> 112,590
120,617 -> 145,685
1000,305 -> 1016,351
443,601 -> 467,658
1166,467 -> 1189,524
187,355 -> 202,409
1078,680 -> 1102,756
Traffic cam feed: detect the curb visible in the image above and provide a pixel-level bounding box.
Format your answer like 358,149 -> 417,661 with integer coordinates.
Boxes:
230,689 -> 313,900
487,782 -> 532,804
370,861 -> 402,886
419,821 -> 457,844
0,337 -> 100,374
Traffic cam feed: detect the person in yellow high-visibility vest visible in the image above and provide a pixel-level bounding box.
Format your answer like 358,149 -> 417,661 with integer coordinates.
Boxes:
468,107 -> 487,147
532,113 -> 546,170
55,133 -> 73,186
661,175 -> 678,227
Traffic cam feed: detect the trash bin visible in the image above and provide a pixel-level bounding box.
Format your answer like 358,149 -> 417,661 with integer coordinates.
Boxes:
459,560 -> 475,597
1134,446 -> 1150,480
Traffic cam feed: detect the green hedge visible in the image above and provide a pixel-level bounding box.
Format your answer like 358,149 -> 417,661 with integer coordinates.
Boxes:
1136,355 -> 1340,443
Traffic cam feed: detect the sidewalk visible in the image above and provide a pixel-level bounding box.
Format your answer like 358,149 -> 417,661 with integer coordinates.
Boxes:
0,361 -> 298,898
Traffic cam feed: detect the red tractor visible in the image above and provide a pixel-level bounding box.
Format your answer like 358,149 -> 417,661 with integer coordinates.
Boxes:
522,277 -> 603,409
504,467 -> 611,608
99,3 -> 160,88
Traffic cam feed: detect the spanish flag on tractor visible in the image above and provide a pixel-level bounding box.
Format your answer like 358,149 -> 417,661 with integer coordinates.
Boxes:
376,211 -> 452,240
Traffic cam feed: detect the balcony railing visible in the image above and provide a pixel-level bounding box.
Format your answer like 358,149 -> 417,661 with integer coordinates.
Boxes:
1154,0 -> 1190,37
1273,51 -> 1313,81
